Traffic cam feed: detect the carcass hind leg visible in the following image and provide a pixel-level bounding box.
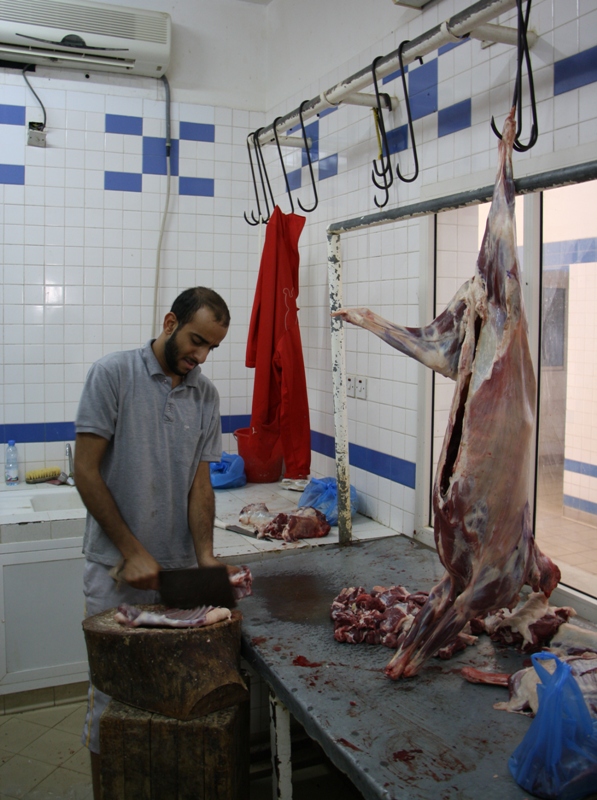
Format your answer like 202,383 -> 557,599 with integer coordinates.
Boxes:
385,574 -> 457,680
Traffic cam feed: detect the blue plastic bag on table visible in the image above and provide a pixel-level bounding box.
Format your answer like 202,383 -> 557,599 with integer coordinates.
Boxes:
210,452 -> 247,489
509,652 -> 597,800
297,477 -> 358,526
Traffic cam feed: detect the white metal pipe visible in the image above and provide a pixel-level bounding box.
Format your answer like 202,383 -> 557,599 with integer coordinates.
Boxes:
327,232 -> 353,545
255,0 -> 517,147
469,22 -> 538,47
275,134 -> 311,149
332,91 -> 395,110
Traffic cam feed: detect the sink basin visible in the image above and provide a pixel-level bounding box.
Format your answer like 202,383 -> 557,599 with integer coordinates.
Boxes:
30,492 -> 85,512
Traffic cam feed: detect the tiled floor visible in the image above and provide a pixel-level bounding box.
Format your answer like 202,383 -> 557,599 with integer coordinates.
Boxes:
535,469 -> 597,597
0,702 -> 92,800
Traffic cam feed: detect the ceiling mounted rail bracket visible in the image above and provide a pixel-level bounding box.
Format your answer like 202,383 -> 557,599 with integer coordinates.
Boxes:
470,22 -> 538,49
336,91 -> 395,111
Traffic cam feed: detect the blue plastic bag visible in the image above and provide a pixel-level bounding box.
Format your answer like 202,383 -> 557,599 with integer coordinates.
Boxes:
210,452 -> 247,489
509,652 -> 597,800
297,477 -> 358,525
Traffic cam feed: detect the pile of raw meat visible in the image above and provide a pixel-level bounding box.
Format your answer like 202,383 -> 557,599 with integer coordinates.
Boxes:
239,502 -> 330,541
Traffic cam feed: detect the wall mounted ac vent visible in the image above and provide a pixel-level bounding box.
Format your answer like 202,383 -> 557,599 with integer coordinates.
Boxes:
0,0 -> 171,77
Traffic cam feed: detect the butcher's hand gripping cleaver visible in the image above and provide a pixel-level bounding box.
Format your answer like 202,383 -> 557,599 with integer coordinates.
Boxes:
110,560 -> 236,609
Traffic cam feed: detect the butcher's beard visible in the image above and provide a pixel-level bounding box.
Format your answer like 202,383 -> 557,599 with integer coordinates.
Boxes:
164,327 -> 192,377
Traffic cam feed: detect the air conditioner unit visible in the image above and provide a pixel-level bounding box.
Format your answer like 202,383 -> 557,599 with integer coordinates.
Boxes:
0,0 -> 171,77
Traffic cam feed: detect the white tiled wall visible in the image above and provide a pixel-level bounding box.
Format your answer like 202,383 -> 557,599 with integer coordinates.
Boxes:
1,0 -> 596,534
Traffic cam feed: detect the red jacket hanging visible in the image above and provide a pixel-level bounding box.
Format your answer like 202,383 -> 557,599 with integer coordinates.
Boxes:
246,206 -> 311,479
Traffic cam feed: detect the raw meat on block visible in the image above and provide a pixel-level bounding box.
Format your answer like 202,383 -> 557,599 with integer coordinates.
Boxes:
334,108 -> 560,679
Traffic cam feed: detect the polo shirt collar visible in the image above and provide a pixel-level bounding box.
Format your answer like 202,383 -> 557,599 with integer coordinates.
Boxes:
141,340 -> 203,386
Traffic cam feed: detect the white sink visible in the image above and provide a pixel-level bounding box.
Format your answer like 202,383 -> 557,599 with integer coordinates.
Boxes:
30,492 -> 85,512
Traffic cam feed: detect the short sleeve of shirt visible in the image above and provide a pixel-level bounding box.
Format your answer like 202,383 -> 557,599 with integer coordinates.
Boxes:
75,360 -> 120,441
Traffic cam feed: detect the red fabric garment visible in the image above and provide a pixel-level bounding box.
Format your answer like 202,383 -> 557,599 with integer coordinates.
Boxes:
246,206 -> 311,479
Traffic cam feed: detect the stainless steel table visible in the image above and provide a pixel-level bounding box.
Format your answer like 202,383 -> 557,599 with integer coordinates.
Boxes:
240,536 -> 537,800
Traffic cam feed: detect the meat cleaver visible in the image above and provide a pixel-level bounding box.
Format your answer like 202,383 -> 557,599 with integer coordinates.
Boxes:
158,566 -> 236,610
214,517 -> 271,541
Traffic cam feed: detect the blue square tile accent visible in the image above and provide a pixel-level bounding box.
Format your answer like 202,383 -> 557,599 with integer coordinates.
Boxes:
0,164 -> 25,184
319,153 -> 338,181
383,65 -> 407,85
105,113 -> 143,135
554,45 -> 597,95
179,177 -> 214,197
409,58 -> 438,120
287,167 -> 302,191
563,493 -> 597,516
142,136 -> 179,176
318,107 -> 337,119
302,120 -> 319,165
179,121 -> 215,142
438,38 -> 469,56
438,98 -> 471,137
386,124 -> 408,155
104,171 -> 142,192
0,104 -> 26,126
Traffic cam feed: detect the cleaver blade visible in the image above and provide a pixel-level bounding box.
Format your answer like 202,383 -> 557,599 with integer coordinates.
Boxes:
159,566 -> 236,610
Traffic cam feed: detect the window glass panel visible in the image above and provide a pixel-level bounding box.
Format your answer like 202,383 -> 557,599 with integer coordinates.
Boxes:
536,181 -> 597,599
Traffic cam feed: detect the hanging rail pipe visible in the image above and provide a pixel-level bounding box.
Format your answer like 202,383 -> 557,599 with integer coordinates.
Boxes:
253,0 -> 517,149
326,158 -> 597,544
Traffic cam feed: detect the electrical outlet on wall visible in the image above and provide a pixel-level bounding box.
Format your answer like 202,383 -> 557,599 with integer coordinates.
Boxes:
346,374 -> 356,398
356,376 -> 367,400
27,122 -> 46,148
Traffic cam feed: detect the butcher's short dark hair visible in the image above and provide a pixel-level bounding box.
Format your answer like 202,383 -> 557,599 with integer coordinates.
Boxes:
171,287 -> 230,328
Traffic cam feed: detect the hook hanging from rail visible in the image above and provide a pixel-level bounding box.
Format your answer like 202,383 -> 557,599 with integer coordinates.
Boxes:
253,128 -> 276,222
370,55 -> 394,209
491,0 -> 538,152
296,100 -> 319,213
243,133 -> 263,226
395,41 -> 423,183
273,117 -> 295,214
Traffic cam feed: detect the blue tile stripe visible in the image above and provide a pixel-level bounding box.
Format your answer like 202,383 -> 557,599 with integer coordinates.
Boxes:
0,164 -> 25,185
311,431 -> 416,489
554,45 -> 597,96
438,98 -> 471,137
564,459 -> 597,479
318,154 -> 338,181
543,237 -> 597,269
104,171 -> 142,192
179,177 -> 214,197
106,113 -> 142,135
563,494 -> 597,517
1,420 -> 416,488
0,104 -> 26,125
180,122 -> 215,142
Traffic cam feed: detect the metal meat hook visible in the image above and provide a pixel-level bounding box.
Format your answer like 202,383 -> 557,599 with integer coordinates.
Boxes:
395,40 -> 423,183
273,116 -> 295,214
253,128 -> 276,223
491,0 -> 538,152
296,100 -> 319,213
243,133 -> 263,226
371,55 -> 394,208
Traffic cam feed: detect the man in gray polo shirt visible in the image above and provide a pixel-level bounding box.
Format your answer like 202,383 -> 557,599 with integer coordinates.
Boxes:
74,286 -> 230,797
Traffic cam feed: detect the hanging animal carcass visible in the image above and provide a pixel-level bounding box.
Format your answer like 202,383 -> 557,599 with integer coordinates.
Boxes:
334,108 -> 560,678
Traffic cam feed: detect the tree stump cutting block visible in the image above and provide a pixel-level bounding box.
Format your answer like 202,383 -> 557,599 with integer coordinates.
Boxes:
100,698 -> 250,800
83,606 -> 248,720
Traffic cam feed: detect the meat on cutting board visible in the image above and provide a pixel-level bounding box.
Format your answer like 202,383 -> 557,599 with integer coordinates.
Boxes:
239,503 -> 330,541
334,108 -> 560,679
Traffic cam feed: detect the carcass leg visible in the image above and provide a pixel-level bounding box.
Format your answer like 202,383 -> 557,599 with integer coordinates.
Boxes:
385,573 -> 457,679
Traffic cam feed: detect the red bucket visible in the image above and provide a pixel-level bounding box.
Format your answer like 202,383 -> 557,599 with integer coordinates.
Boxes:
233,428 -> 283,483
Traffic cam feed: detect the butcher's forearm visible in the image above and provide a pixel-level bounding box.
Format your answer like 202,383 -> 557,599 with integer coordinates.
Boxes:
188,465 -> 217,567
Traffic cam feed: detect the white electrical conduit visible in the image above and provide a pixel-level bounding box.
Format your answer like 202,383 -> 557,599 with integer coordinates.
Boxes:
152,75 -> 172,338
254,0 -> 518,147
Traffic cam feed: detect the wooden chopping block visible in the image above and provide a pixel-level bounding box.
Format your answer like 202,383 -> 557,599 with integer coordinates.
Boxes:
100,698 -> 250,800
83,605 -> 248,720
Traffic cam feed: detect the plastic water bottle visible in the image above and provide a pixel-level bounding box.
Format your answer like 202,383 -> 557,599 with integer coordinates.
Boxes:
5,440 -> 19,487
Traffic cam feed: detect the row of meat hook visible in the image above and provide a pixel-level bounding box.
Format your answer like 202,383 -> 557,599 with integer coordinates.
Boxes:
491,0 -> 538,152
244,128 -> 274,225
244,100 -> 319,224
371,45 -> 423,208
